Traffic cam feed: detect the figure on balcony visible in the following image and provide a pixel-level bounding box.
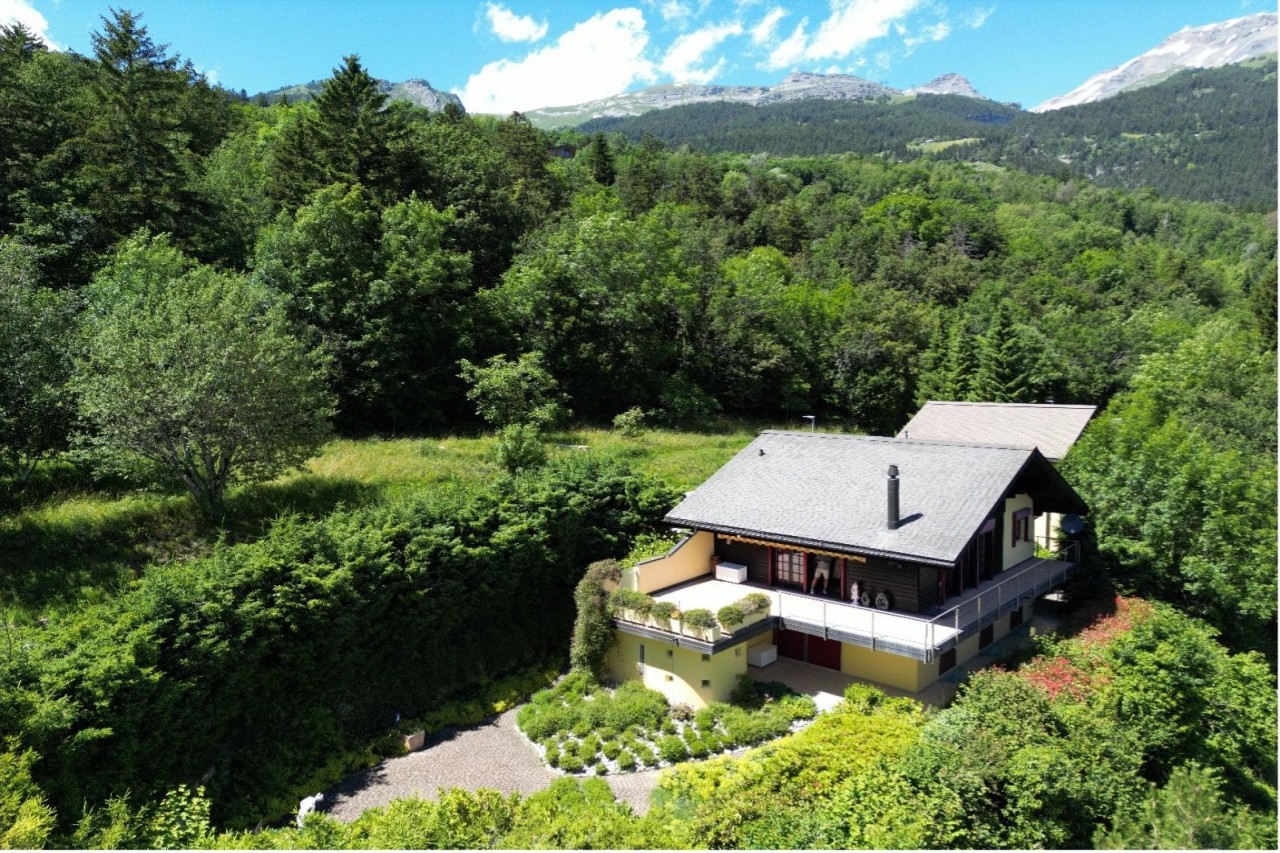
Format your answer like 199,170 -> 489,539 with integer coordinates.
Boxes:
811,556 -> 831,594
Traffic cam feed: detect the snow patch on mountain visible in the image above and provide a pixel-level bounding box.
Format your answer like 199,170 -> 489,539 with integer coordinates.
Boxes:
1031,13 -> 1277,112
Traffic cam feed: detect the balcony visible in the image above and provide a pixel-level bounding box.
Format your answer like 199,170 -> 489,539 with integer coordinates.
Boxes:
613,543 -> 1081,663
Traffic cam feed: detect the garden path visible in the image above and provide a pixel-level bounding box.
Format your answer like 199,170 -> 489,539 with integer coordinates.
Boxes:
322,707 -> 662,822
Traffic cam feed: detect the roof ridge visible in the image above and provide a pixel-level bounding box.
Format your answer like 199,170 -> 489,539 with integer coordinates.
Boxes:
758,430 -> 1038,454
921,400 -> 1097,410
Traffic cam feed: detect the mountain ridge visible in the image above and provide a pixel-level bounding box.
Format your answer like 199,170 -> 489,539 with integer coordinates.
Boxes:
521,71 -> 987,128
1031,12 -> 1277,111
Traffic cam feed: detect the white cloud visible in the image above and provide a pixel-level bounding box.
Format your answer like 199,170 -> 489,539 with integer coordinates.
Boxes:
806,0 -> 924,62
962,5 -> 995,29
660,20 -> 743,82
766,19 -> 810,68
457,8 -> 656,114
0,0 -> 57,48
761,0 -> 948,71
655,0 -> 692,23
750,6 -> 787,44
485,2 -> 549,43
904,20 -> 950,48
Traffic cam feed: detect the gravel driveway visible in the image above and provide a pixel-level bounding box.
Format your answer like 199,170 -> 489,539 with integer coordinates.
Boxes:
323,708 -> 662,822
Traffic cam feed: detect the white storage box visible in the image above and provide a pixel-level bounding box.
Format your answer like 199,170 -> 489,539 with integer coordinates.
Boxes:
715,561 -> 748,583
748,644 -> 778,667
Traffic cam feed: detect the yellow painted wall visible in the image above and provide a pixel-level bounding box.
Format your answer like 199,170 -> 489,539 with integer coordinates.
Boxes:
1002,493 -> 1035,569
625,530 -> 715,594
840,643 -> 928,693
606,631 -> 748,708
1035,512 -> 1062,552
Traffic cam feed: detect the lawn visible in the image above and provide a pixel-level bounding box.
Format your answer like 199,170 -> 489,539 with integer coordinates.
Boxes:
0,423 -> 763,615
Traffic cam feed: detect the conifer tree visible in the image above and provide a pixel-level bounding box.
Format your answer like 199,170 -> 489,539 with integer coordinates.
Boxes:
971,301 -> 1037,402
82,9 -> 192,239
586,131 -> 615,185
313,54 -> 396,192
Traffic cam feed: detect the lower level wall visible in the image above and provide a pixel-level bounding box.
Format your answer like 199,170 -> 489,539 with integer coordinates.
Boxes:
939,599 -> 1032,681
607,631 -> 749,708
840,643 -> 930,693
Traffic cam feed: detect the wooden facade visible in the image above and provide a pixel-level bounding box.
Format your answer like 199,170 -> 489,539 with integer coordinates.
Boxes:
712,504 -> 1013,617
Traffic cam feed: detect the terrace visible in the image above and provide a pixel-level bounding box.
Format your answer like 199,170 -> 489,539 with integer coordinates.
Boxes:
614,542 -> 1081,663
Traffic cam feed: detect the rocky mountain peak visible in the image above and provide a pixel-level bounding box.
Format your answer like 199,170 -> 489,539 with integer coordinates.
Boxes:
906,73 -> 986,100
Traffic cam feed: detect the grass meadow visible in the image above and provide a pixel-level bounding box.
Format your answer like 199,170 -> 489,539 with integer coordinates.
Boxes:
0,422 -> 768,617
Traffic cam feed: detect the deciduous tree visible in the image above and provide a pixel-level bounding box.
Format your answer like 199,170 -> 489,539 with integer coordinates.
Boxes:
73,235 -> 334,519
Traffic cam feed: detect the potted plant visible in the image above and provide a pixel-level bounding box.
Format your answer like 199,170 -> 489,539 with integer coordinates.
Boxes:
717,604 -> 746,630
731,592 -> 772,629
681,608 -> 720,641
650,601 -> 680,629
609,589 -> 654,623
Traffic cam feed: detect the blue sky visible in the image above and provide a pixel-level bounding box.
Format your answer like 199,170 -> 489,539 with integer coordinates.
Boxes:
3,0 -> 1272,113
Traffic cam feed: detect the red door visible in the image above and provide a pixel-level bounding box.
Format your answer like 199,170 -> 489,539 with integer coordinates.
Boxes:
777,628 -> 806,661
776,629 -> 842,671
808,636 -> 842,670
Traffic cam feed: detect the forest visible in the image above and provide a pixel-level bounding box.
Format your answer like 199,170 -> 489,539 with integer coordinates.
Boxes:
0,9 -> 1275,849
583,59 -> 1279,210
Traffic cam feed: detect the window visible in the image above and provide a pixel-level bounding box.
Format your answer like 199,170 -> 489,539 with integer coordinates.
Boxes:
1012,508 -> 1032,546
701,679 -> 711,688
938,648 -> 957,675
980,624 -> 994,649
1010,609 -> 1024,630
638,644 -> 645,664
775,550 -> 804,586
701,653 -> 710,661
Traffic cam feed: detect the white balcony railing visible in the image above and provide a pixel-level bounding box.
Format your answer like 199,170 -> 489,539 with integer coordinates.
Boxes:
631,542 -> 1082,662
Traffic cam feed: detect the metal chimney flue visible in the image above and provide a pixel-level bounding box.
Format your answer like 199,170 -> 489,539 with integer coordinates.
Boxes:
887,464 -> 900,530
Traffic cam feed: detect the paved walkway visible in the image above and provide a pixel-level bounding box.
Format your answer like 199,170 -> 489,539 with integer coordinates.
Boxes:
323,707 -> 663,822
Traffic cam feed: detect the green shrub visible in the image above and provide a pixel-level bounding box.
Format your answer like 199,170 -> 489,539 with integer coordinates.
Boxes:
602,740 -> 621,760
617,750 -> 637,772
717,604 -> 745,628
620,531 -> 683,569
613,407 -> 648,438
740,592 -> 772,615
778,694 -> 819,722
658,735 -> 690,763
634,745 -> 658,767
558,753 -> 584,774
682,608 -> 717,630
650,601 -> 679,622
686,736 -> 709,759
703,733 -> 724,753
545,746 -> 560,768
571,720 -> 592,738
661,719 -> 677,736
694,707 -> 717,731
597,726 -> 617,741
571,560 -> 621,675
609,588 -> 654,619
494,422 -> 548,473
577,737 -> 601,763
594,762 -> 608,776
604,682 -> 669,731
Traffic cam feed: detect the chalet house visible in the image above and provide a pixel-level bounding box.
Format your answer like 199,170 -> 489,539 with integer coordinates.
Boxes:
898,401 -> 1097,548
605,430 -> 1088,708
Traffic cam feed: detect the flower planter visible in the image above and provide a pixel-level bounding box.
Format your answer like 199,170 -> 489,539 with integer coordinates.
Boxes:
646,615 -> 675,632
681,623 -> 721,642
724,610 -> 768,633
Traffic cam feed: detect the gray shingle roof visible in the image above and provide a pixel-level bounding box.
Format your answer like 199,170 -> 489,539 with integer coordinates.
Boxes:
664,431 -> 1077,566
897,402 -> 1097,462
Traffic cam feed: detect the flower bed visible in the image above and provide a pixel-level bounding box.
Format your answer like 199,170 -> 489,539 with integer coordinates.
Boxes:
516,672 -> 817,776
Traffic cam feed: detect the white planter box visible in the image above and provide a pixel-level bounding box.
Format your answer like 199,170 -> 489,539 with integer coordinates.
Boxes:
715,562 -> 748,583
748,644 -> 778,667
